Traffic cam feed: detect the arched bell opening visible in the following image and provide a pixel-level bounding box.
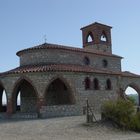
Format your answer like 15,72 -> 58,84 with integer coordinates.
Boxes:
86,32 -> 94,43
100,31 -> 107,42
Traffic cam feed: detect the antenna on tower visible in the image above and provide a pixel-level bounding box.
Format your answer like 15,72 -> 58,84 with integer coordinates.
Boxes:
43,35 -> 47,43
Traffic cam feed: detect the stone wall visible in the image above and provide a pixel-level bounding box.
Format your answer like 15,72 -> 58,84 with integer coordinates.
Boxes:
40,105 -> 82,118
85,44 -> 111,53
0,71 -> 120,117
1,71 -> 140,118
19,49 -> 121,72
21,97 -> 37,113
119,76 -> 140,93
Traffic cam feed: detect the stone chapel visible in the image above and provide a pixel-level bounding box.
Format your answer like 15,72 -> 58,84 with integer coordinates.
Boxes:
0,22 -> 140,119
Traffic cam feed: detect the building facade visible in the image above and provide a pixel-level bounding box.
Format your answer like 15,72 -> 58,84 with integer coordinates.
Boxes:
0,22 -> 140,119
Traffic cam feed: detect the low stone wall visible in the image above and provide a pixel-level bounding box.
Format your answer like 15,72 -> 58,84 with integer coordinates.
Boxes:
40,105 -> 82,118
11,113 -> 38,119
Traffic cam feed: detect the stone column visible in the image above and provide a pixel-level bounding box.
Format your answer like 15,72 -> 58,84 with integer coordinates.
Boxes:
6,98 -> 13,116
37,98 -> 46,117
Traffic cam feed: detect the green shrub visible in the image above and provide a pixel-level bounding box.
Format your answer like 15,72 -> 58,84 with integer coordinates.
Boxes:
101,100 -> 116,121
127,96 -> 136,105
129,112 -> 140,132
102,99 -> 135,129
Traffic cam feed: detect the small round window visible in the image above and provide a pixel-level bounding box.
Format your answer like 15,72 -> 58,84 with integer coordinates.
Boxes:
103,59 -> 108,68
84,57 -> 90,65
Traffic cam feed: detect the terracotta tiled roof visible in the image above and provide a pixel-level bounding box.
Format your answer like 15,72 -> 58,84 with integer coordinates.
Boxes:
0,64 -> 115,75
0,64 -> 140,78
121,71 -> 140,77
16,43 -> 122,58
80,22 -> 112,30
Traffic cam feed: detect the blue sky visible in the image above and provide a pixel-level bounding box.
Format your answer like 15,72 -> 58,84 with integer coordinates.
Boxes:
0,0 -> 140,75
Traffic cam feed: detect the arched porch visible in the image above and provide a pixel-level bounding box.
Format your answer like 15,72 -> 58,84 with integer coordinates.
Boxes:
45,78 -> 75,105
124,83 -> 140,106
0,83 -> 7,113
12,78 -> 39,113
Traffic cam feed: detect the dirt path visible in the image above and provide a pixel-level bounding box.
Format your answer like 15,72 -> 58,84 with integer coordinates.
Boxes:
0,116 -> 140,140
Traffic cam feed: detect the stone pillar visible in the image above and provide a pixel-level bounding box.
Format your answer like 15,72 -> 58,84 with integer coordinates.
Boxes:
139,94 -> 140,106
6,99 -> 13,116
38,98 -> 46,108
37,98 -> 46,115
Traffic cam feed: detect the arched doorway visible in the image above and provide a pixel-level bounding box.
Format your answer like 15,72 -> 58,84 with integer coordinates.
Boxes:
0,84 -> 7,112
45,78 -> 74,105
125,85 -> 140,106
12,79 -> 38,113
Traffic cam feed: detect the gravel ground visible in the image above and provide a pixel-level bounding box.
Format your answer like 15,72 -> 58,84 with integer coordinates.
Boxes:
0,115 -> 140,140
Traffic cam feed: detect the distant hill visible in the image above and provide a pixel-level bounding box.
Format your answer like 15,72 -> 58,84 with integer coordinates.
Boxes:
127,94 -> 139,105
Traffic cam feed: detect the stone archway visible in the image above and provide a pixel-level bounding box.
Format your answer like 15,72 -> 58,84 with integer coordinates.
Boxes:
0,83 -> 7,112
12,78 -> 38,113
124,84 -> 140,106
45,78 -> 75,106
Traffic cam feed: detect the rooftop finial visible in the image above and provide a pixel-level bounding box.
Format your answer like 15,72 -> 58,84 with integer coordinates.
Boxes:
43,35 -> 47,43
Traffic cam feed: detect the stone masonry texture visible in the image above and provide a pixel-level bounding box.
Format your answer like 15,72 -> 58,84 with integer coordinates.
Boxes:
0,22 -> 140,119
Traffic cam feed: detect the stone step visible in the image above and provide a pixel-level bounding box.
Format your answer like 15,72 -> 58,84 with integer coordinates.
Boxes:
39,105 -> 82,118
11,113 -> 38,119
0,113 -> 7,119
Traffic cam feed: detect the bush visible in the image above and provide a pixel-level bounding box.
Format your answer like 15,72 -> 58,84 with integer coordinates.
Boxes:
129,112 -> 140,132
127,96 -> 136,105
102,99 -> 136,129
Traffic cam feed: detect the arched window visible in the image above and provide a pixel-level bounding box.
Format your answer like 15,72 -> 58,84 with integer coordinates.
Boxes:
93,78 -> 99,90
106,79 -> 112,90
102,59 -> 108,68
86,32 -> 94,43
84,56 -> 90,65
85,77 -> 91,90
100,31 -> 107,42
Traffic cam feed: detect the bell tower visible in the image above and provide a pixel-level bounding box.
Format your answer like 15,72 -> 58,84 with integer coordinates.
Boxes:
81,22 -> 112,53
